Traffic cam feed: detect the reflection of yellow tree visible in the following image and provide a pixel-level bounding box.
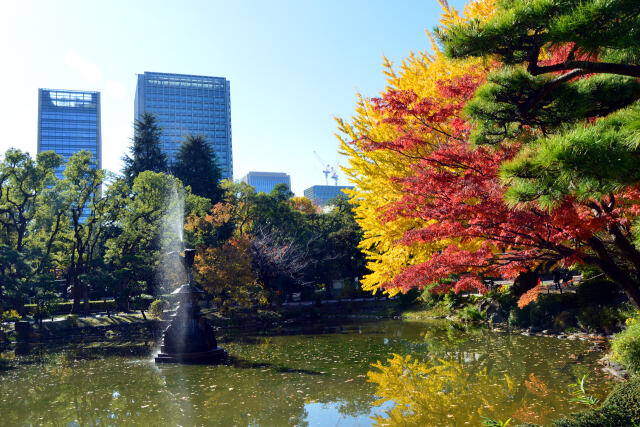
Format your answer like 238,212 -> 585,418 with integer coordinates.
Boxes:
367,354 -> 514,426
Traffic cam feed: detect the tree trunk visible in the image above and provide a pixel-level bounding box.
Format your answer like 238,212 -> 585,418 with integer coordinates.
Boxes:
104,297 -> 111,318
82,284 -> 89,314
511,270 -> 538,298
586,236 -> 640,309
598,265 -> 640,309
71,279 -> 81,314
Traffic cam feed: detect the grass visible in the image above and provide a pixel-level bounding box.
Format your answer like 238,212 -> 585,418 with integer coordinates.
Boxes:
401,304 -> 450,321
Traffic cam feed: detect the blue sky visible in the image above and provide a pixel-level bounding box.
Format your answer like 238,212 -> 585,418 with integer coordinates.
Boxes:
0,0 -> 467,195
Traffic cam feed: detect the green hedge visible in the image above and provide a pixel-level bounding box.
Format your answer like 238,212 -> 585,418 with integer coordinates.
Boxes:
24,297 -> 154,316
554,377 -> 640,426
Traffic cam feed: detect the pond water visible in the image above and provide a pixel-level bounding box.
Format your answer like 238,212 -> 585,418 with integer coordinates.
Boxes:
0,319 -> 614,426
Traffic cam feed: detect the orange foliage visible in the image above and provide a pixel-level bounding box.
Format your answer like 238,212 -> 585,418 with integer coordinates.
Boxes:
517,285 -> 542,309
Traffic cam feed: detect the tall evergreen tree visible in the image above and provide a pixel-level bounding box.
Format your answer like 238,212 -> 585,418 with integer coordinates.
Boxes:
122,112 -> 168,185
172,133 -> 223,204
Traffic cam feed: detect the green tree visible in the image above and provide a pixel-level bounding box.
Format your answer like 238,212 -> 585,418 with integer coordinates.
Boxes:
302,195 -> 368,297
0,149 -> 63,311
122,112 -> 168,185
58,151 -> 109,313
172,133 -> 224,204
105,171 -> 209,308
438,0 -> 640,307
0,149 -> 62,253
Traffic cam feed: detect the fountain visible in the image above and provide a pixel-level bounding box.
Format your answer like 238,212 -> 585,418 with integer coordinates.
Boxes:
155,249 -> 227,364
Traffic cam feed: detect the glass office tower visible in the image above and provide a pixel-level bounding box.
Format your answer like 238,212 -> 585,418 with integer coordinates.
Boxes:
37,89 -> 102,178
304,185 -> 354,206
134,72 -> 233,180
240,171 -> 291,194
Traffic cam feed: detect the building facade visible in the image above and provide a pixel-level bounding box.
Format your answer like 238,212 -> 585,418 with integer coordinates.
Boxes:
303,185 -> 354,206
240,171 -> 291,194
37,88 -> 102,177
134,71 -> 233,180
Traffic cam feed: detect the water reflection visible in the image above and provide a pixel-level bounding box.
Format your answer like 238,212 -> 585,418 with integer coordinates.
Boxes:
0,320 -> 613,426
368,354 -> 514,426
367,323 -> 612,426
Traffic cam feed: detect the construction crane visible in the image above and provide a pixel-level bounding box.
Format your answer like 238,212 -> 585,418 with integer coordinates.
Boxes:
313,150 -> 332,185
330,167 -> 338,186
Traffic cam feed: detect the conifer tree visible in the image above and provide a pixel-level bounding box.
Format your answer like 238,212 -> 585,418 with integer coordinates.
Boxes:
172,133 -> 224,204
122,112 -> 168,185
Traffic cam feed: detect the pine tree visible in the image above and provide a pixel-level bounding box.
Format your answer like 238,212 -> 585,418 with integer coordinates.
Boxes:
172,134 -> 224,204
437,0 -> 640,306
122,112 -> 168,185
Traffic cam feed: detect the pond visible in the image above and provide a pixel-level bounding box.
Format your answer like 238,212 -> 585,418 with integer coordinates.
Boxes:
0,319 -> 614,426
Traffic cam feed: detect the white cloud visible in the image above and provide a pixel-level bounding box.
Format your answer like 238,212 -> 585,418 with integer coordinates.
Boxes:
64,51 -> 102,84
104,80 -> 126,99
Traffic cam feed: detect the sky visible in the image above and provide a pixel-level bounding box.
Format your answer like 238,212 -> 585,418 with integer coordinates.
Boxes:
0,0 -> 468,196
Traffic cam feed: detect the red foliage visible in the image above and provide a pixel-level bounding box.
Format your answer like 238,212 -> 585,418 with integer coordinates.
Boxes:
361,67 -> 640,295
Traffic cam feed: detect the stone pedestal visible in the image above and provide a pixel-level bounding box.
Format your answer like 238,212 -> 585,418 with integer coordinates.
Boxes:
14,321 -> 31,340
154,283 -> 226,365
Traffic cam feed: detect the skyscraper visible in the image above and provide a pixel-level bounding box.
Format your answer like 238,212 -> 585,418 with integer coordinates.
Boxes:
304,185 -> 354,206
240,171 -> 291,194
134,72 -> 233,180
37,89 -> 102,177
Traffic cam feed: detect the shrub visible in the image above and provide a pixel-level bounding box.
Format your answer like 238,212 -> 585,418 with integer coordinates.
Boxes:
611,317 -> 640,375
148,299 -> 169,319
576,279 -> 621,306
459,305 -> 483,323
509,306 -> 531,328
442,290 -> 463,309
419,288 -> 436,305
576,306 -> 622,333
554,376 -> 640,426
0,309 -> 22,322
553,311 -> 576,331
24,300 -> 119,315
398,288 -> 420,308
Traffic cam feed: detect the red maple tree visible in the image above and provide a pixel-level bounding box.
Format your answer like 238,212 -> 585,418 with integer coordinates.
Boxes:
359,61 -> 640,308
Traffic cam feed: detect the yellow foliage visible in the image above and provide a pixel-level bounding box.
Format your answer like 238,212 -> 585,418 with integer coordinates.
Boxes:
338,0 -> 496,295
193,237 -> 261,310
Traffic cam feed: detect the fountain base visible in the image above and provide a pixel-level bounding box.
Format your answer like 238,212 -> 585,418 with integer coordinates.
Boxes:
155,347 -> 227,364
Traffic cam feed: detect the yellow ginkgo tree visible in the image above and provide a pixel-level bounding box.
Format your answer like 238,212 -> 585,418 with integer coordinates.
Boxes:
337,0 -> 495,296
